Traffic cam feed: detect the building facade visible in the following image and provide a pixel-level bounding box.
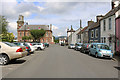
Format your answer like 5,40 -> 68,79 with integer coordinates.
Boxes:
89,22 -> 100,43
100,3 -> 120,53
115,8 -> 120,53
17,15 -> 54,44
68,28 -> 81,44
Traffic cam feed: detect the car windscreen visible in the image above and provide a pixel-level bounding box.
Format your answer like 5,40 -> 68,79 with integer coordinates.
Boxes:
70,44 -> 74,46
97,44 -> 110,50
4,42 -> 17,47
77,44 -> 82,46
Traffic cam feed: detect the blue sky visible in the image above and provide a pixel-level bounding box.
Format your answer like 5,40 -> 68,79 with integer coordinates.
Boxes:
1,0 -> 112,37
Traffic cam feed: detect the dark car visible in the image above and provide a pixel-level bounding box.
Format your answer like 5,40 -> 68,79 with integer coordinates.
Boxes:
74,43 -> 82,51
80,43 -> 91,53
44,43 -> 49,47
13,42 -> 31,55
61,43 -> 65,46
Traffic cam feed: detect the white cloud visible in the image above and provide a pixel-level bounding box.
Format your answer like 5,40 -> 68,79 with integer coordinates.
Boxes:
1,1 -> 111,37
52,25 -> 59,30
8,22 -> 17,37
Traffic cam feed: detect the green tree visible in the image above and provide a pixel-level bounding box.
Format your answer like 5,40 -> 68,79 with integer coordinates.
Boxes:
30,29 -> 46,42
1,32 -> 15,42
22,36 -> 29,41
0,16 -> 8,34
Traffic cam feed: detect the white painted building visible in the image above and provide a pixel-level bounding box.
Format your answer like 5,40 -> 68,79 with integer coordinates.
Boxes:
100,1 -> 120,53
68,28 -> 81,44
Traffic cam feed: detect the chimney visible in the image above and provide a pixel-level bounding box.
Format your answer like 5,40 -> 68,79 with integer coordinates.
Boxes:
111,0 -> 120,9
96,15 -> 104,22
50,24 -> 52,31
88,20 -> 94,26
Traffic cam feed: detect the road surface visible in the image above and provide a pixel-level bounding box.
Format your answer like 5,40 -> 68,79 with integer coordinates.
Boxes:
3,44 -> 119,78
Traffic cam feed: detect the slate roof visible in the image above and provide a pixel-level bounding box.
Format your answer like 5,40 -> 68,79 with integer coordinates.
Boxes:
77,26 -> 89,35
89,22 -> 100,30
18,25 -> 50,31
101,4 -> 120,20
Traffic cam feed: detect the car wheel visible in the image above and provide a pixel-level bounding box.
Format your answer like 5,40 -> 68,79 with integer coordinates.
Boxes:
89,51 -> 91,55
0,54 -> 9,65
84,50 -> 86,53
95,53 -> 98,58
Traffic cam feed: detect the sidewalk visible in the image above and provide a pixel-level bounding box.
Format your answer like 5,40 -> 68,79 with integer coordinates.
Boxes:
114,55 -> 120,61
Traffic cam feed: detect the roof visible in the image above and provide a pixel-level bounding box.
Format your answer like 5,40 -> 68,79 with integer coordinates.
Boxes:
18,25 -> 50,31
101,4 -> 120,20
77,26 -> 89,35
89,22 -> 100,30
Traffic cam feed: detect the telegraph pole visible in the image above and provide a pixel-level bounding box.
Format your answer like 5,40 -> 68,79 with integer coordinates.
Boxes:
80,19 -> 82,43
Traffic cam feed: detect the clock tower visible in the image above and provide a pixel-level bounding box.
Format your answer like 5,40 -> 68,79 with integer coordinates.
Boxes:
17,15 -> 24,29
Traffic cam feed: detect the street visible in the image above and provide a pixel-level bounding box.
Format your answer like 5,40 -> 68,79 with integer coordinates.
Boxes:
2,44 -> 119,78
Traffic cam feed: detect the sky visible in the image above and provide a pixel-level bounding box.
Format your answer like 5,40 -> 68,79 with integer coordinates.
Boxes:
0,0 -> 112,37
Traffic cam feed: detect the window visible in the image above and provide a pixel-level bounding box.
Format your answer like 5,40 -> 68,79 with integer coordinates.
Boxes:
91,30 -> 94,38
103,20 -> 106,31
95,29 -> 98,38
27,32 -> 29,36
101,38 -> 103,43
20,32 -> 22,36
109,18 -> 112,30
78,35 -> 80,39
46,39 -> 48,42
104,37 -> 106,43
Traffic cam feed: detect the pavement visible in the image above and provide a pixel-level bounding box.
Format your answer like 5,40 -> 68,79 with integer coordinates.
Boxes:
1,44 -> 119,78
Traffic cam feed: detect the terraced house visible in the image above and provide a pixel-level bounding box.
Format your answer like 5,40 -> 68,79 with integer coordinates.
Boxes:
89,15 -> 103,43
100,1 -> 120,53
17,15 -> 54,44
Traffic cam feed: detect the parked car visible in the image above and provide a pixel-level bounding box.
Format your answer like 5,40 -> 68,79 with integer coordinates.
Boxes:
68,44 -> 75,49
89,43 -> 113,58
80,43 -> 91,53
61,43 -> 65,46
24,43 -> 37,53
31,43 -> 45,50
74,43 -> 83,51
44,43 -> 49,47
0,42 -> 28,65
13,42 -> 31,54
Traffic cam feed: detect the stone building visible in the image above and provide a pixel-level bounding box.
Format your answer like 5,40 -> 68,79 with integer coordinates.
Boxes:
17,15 -> 54,44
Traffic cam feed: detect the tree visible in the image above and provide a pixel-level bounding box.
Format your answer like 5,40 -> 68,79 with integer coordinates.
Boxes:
30,29 -> 46,42
0,16 -> 8,34
22,36 -> 29,41
1,32 -> 15,42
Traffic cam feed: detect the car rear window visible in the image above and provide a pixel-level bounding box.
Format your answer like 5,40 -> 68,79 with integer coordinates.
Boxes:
4,42 -> 17,47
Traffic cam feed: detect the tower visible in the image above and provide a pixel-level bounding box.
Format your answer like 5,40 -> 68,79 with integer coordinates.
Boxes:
17,15 -> 24,29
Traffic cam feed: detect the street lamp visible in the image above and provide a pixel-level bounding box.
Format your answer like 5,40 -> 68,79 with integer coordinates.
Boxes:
24,22 -> 28,42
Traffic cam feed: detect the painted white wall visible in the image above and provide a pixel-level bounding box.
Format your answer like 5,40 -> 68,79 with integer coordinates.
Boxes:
100,15 -> 116,53
68,28 -> 81,44
115,9 -> 120,18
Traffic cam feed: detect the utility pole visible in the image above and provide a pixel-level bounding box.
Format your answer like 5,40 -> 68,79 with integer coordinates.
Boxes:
80,19 -> 82,43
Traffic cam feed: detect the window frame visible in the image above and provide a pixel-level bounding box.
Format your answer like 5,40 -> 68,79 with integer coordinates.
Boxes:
103,20 -> 106,31
91,30 -> 94,38
109,18 -> 112,30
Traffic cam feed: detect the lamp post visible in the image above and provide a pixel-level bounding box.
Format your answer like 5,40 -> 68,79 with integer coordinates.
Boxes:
24,22 -> 28,42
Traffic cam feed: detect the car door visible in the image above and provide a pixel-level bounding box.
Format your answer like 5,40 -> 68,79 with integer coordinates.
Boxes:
92,45 -> 97,55
90,44 -> 94,55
